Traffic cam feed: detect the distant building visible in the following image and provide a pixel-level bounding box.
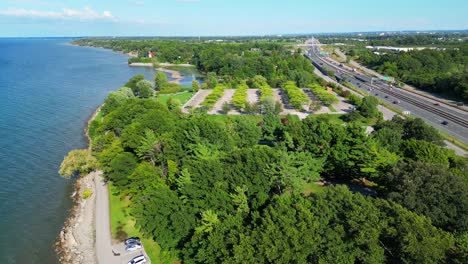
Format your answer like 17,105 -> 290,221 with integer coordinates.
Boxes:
148,51 -> 154,58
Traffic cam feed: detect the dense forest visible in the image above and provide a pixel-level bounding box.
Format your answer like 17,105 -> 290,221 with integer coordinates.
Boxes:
62,38 -> 468,263
357,47 -> 468,101
59,71 -> 468,263
72,39 -> 317,88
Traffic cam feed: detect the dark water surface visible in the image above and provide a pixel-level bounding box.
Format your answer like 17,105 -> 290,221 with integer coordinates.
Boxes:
0,38 -> 154,263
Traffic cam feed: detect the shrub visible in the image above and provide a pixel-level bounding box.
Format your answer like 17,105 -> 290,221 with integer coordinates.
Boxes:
82,189 -> 93,199
231,82 -> 249,110
308,83 -> 338,106
259,84 -> 274,102
201,85 -> 226,109
159,83 -> 184,94
282,81 -> 310,110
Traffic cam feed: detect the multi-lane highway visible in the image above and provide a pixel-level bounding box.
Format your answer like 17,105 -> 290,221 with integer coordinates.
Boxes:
304,38 -> 468,144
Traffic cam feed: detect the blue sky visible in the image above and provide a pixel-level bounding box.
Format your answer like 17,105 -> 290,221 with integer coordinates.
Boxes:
0,0 -> 467,37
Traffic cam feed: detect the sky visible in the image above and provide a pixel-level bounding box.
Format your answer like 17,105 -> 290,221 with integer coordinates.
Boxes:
0,0 -> 467,37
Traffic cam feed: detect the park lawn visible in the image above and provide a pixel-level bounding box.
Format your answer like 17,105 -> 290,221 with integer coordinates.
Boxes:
301,181 -> 326,196
108,183 -> 174,263
157,91 -> 194,105
314,113 -> 346,125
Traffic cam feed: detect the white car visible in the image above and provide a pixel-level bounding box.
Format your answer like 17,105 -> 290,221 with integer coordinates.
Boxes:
128,254 -> 146,264
125,243 -> 142,252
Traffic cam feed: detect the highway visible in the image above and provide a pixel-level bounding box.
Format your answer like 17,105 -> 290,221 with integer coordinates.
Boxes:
304,38 -> 468,144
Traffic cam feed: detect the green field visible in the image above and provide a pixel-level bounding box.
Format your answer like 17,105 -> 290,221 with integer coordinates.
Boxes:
157,91 -> 194,105
108,183 -> 175,263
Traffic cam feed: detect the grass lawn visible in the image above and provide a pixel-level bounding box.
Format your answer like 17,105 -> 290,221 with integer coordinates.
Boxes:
301,181 -> 326,196
157,91 -> 194,105
314,113 -> 346,125
108,183 -> 175,263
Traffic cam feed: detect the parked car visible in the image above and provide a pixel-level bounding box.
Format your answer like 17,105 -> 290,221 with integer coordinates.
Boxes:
441,121 -> 449,125
125,243 -> 142,252
128,255 -> 146,264
125,237 -> 141,246
434,103 -> 440,106
393,100 -> 400,104
384,95 -> 389,98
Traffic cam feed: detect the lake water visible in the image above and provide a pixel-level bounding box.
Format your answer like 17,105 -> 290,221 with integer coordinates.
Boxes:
0,38 -> 156,263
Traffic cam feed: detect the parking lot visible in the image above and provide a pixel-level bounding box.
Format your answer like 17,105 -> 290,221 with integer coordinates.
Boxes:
111,242 -> 150,264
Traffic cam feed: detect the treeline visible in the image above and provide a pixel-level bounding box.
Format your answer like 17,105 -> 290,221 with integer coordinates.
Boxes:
72,39 -> 319,88
318,33 -> 468,46
59,75 -> 468,263
358,47 -> 468,101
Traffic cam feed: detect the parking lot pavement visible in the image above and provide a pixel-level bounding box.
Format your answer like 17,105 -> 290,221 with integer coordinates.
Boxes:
110,242 -> 150,264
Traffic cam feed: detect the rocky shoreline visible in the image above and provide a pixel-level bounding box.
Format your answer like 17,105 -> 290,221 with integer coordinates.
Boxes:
56,171 -> 98,264
55,106 -> 102,264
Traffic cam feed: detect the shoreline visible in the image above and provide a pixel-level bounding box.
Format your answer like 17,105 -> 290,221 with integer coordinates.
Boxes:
128,62 -> 186,84
56,105 -> 102,264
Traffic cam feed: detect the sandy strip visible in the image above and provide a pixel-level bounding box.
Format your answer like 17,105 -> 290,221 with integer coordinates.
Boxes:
128,63 -> 153,67
156,68 -> 184,84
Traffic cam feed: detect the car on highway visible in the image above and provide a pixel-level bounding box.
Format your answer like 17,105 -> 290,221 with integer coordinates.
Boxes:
441,121 -> 449,125
125,237 -> 141,246
128,255 -> 147,264
125,243 -> 142,252
434,103 -> 440,106
384,95 -> 389,98
393,100 -> 400,104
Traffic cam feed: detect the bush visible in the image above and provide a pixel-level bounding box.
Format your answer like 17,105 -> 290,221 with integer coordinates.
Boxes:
82,189 -> 93,199
308,83 -> 338,106
231,82 -> 249,110
159,83 -> 184,94
201,85 -> 226,109
282,81 -> 310,110
259,84 -> 274,102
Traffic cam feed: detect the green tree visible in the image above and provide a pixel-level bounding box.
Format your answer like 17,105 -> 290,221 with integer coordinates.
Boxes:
192,80 -> 200,92
136,79 -> 154,98
59,149 -> 97,178
154,71 -> 168,89
108,152 -> 137,188
382,161 -> 468,232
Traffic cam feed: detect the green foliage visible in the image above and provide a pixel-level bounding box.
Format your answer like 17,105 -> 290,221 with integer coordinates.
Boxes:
381,161 -> 468,232
82,189 -> 93,199
201,85 -> 226,109
125,74 -> 145,93
282,81 -> 310,110
59,149 -> 97,178
230,82 -> 249,110
86,71 -> 462,264
191,80 -> 199,92
358,48 -> 468,101
308,83 -> 338,106
154,71 -> 168,89
136,80 -> 154,98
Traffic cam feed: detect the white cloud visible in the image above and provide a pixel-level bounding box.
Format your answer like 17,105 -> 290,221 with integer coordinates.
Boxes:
132,1 -> 145,5
0,7 -> 115,21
